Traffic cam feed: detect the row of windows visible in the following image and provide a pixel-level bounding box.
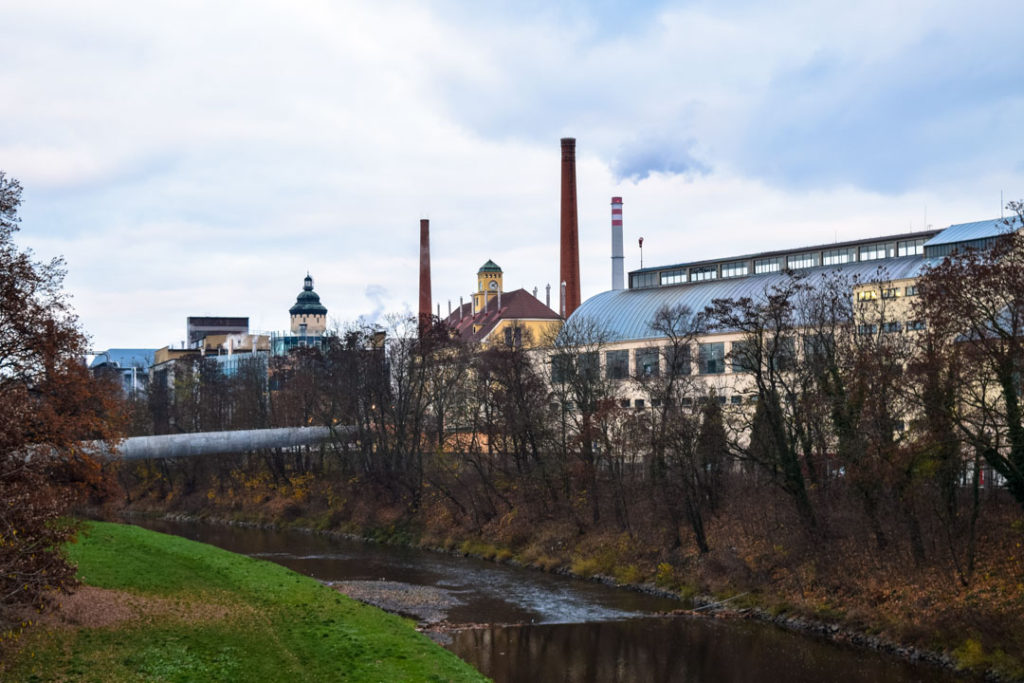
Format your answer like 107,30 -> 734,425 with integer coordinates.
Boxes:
557,325 -> 930,381
855,284 -> 919,301
857,320 -> 927,334
633,239 -> 930,289
617,394 -> 747,409
924,237 -> 998,259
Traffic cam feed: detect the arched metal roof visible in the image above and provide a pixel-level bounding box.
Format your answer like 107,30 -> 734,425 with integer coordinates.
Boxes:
567,257 -> 929,344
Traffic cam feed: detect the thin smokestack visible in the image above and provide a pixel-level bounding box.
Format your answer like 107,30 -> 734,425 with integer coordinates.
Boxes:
418,219 -> 431,338
560,138 -> 581,318
611,196 -> 624,290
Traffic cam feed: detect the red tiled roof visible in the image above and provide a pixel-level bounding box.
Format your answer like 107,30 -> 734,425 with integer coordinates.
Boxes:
441,288 -> 561,343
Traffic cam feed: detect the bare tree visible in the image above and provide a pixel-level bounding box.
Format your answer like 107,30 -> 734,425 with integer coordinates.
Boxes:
915,201 -> 1024,509
706,276 -> 818,533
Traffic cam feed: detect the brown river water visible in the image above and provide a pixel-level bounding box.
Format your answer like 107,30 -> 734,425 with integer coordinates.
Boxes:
132,517 -> 976,683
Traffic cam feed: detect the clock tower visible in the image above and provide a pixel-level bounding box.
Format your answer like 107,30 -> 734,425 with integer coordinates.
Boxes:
472,260 -> 503,313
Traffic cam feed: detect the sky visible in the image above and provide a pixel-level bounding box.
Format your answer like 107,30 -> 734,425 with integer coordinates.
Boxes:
2,0 -> 1023,350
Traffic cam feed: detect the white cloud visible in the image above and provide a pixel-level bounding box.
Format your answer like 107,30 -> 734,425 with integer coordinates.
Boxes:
1,0 -> 1022,349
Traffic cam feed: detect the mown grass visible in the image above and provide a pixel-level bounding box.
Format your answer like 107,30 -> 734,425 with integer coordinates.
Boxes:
7,521 -> 487,682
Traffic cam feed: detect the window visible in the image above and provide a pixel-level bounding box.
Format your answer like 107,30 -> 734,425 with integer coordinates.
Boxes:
881,288 -> 898,299
667,345 -> 691,376
857,324 -> 878,335
681,397 -> 693,407
907,320 -> 926,331
579,352 -> 599,381
690,265 -> 717,281
634,399 -> 645,410
630,272 -> 658,289
787,252 -> 819,269
503,326 -> 523,347
925,238 -> 1001,259
551,354 -> 572,383
823,247 -> 855,266
651,398 -> 662,408
856,290 -> 878,301
859,242 -> 894,261
717,395 -> 727,405
897,239 -> 925,257
905,285 -> 919,296
730,395 -> 743,405
635,347 -> 660,377
883,321 -> 902,334
660,269 -> 686,286
699,342 -> 725,374
754,257 -> 782,274
803,333 -> 832,363
731,339 -> 757,373
619,399 -> 631,409
721,261 -> 749,278
771,336 -> 796,371
606,350 -> 629,380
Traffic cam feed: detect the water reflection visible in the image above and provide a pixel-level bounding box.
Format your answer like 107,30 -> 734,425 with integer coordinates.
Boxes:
450,617 -> 963,683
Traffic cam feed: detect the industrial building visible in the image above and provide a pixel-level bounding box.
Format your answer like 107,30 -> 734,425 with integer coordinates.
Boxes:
89,348 -> 156,397
441,260 -> 562,348
565,215 -> 1021,406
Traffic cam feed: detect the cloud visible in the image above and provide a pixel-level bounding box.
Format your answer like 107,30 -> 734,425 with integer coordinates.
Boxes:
3,0 -> 1023,350
612,137 -> 710,183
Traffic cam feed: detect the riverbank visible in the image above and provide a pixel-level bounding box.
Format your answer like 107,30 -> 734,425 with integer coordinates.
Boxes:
119,503 -> 1021,682
3,521 -> 486,682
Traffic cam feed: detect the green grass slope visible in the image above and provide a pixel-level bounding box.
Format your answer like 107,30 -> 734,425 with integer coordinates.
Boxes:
8,521 -> 486,682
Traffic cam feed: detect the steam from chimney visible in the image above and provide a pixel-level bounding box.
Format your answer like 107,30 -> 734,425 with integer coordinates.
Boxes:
560,138 -> 581,319
418,219 -> 431,338
611,196 -> 624,290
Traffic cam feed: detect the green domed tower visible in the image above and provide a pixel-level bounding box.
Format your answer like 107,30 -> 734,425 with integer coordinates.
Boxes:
289,273 -> 328,335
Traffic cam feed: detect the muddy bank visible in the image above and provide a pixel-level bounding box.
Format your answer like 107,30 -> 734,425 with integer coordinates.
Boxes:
329,580 -> 463,624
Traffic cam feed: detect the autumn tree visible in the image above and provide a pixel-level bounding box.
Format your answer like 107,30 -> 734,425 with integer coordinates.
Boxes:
547,316 -> 617,527
915,202 -> 1024,510
634,304 -> 722,552
0,171 -> 122,648
706,276 -> 818,532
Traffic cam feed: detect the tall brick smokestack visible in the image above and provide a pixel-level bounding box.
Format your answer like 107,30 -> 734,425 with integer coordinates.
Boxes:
560,137 -> 581,318
418,218 -> 431,338
611,196 -> 624,290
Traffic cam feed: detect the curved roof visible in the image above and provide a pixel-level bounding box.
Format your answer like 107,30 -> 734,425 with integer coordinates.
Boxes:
923,217 -> 1021,247
289,274 -> 328,316
568,257 -> 929,343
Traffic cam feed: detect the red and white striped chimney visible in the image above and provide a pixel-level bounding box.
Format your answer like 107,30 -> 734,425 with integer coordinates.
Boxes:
611,196 -> 624,290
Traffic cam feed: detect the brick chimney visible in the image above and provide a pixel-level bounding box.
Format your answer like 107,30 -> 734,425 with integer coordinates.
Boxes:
560,138 -> 581,318
419,218 -> 431,338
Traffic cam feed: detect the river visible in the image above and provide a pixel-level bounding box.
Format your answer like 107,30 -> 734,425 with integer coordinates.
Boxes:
132,518 -> 972,683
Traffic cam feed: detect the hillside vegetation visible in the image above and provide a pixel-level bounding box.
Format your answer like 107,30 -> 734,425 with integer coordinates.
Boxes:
5,521 -> 485,682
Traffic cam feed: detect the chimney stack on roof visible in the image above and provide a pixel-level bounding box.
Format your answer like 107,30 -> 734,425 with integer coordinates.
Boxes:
418,218 -> 431,338
559,138 -> 581,319
611,196 -> 624,290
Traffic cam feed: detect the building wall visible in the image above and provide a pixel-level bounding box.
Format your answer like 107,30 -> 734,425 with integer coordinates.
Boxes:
482,318 -> 563,350
290,313 -> 326,335
554,272 -> 928,409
